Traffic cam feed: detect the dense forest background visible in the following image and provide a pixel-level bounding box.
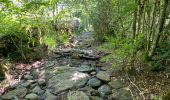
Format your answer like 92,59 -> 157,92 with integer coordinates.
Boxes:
0,0 -> 170,99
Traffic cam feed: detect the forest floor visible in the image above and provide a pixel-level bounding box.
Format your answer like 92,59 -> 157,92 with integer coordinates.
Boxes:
0,32 -> 169,100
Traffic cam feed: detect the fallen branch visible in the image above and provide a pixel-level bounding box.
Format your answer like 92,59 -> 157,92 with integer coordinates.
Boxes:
125,73 -> 145,100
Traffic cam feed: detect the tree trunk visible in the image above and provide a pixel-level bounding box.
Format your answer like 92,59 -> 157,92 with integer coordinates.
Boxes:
149,0 -> 169,57
38,28 -> 42,45
147,0 -> 158,52
132,7 -> 137,39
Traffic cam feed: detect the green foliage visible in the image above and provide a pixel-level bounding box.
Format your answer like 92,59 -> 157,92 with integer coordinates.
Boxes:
99,36 -> 133,68
0,0 -> 83,62
43,32 -> 57,50
162,89 -> 170,100
22,0 -> 48,12
0,34 -> 28,56
152,95 -> 162,100
99,33 -> 146,71
56,32 -> 70,46
91,0 -> 115,41
91,0 -> 136,41
8,44 -> 47,63
0,0 -> 58,62
148,41 -> 170,71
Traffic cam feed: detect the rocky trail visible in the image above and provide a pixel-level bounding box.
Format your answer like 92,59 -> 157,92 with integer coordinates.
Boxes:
0,32 -> 132,100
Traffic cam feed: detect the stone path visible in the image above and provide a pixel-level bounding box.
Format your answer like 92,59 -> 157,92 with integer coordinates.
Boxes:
1,32 -> 132,100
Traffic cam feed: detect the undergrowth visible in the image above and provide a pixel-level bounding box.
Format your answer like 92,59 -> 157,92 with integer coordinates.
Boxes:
148,41 -> 170,71
98,34 -> 170,72
98,36 -> 136,70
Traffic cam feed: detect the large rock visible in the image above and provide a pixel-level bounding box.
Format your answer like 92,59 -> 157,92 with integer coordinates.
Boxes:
44,90 -> 57,100
47,70 -> 89,94
17,81 -> 33,88
31,86 -> 45,95
2,87 -> 27,99
67,91 -> 90,100
78,64 -> 95,73
108,80 -> 123,89
96,71 -> 110,82
25,93 -> 39,100
11,81 -> 33,89
87,78 -> 102,87
45,66 -> 76,80
44,94 -> 57,100
98,85 -> 112,98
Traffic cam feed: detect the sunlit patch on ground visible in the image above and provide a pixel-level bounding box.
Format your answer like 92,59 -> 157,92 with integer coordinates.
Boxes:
15,59 -> 45,70
70,71 -> 88,81
0,59 -> 46,95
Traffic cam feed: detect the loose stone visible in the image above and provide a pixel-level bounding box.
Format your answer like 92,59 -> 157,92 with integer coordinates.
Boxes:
78,64 -> 95,73
98,85 -> 112,98
96,71 -> 110,82
67,91 -> 90,100
87,78 -> 102,87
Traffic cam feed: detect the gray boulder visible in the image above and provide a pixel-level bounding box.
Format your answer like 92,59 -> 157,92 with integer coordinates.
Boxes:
2,87 -> 27,99
88,78 -> 102,87
45,66 -> 77,80
78,64 -> 95,73
47,71 -> 89,94
44,90 -> 57,100
96,71 -> 110,82
31,86 -> 45,95
25,93 -> 39,100
98,85 -> 112,98
67,91 -> 90,100
17,81 -> 32,88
